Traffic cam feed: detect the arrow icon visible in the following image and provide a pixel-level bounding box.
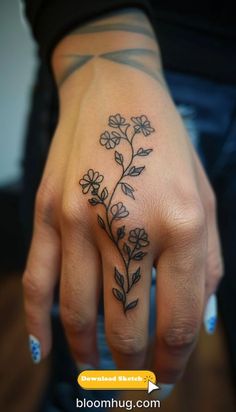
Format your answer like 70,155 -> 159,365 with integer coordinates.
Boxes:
147,380 -> 160,394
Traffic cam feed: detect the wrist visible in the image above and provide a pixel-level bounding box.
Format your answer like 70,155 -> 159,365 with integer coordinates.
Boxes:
51,7 -> 163,90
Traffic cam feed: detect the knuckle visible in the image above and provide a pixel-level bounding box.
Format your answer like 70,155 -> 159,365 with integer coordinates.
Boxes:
61,193 -> 86,227
22,269 -> 49,302
162,319 -> 199,354
107,327 -> 145,356
170,202 -> 205,240
60,306 -> 93,335
35,178 -> 57,225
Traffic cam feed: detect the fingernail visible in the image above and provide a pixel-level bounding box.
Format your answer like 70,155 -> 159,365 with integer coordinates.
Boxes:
204,293 -> 218,334
29,335 -> 41,364
77,363 -> 94,371
157,383 -> 175,400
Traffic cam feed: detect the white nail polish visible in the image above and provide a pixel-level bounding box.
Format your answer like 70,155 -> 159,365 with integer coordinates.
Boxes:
204,293 -> 218,334
77,363 -> 94,371
157,383 -> 175,400
29,335 -> 41,364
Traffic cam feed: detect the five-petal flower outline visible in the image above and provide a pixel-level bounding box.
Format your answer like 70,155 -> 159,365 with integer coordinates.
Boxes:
128,228 -> 150,249
100,130 -> 120,149
79,169 -> 104,194
131,115 -> 155,136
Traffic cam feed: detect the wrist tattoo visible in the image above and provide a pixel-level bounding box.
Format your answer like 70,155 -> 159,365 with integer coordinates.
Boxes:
59,48 -> 162,87
79,114 -> 155,313
56,11 -> 163,87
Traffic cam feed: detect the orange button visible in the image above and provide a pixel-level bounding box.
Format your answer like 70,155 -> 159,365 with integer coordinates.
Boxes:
78,370 -> 157,391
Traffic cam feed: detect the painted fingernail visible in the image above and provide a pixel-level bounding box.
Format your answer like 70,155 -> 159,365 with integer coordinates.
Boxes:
204,294 -> 217,334
157,383 -> 175,400
29,335 -> 41,364
77,363 -> 94,371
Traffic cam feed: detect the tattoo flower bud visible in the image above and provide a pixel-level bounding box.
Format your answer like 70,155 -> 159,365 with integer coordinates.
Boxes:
131,115 -> 155,136
79,169 -> 104,194
100,131 -> 120,149
111,202 -> 129,219
128,228 -> 149,249
108,113 -> 126,128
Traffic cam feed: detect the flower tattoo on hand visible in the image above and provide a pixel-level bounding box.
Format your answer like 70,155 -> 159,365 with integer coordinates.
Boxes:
80,169 -> 104,194
131,115 -> 155,136
100,131 -> 120,149
79,113 -> 155,313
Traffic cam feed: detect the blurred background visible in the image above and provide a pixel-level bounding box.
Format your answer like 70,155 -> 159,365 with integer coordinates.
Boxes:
0,1 -> 50,410
0,1 -> 235,411
0,0 -> 35,270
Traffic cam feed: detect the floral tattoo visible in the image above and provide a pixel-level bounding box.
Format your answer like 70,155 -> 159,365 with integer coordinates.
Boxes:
79,114 -> 155,313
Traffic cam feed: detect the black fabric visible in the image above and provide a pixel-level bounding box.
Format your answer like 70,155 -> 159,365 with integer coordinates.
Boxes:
23,0 -> 236,83
24,0 -> 153,62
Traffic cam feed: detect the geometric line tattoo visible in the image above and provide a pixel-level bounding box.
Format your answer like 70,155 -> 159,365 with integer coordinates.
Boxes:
79,114 -> 155,313
58,54 -> 94,86
100,48 -> 162,84
72,23 -> 155,40
59,48 -> 162,87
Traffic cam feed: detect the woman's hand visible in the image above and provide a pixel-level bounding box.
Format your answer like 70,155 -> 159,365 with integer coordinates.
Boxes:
23,8 -> 223,384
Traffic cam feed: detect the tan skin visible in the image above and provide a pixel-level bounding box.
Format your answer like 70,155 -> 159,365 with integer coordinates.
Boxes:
23,8 -> 223,385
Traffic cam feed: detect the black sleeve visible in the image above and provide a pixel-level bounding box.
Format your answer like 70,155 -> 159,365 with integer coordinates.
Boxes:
23,0 -> 153,62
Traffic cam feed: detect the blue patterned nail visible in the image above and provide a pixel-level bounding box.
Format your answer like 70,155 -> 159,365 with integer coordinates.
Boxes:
29,335 -> 41,364
157,383 -> 174,400
204,294 -> 217,335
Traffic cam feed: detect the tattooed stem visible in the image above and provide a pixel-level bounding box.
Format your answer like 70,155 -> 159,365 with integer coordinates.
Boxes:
104,129 -> 137,295
123,131 -> 136,175
108,131 -> 137,217
105,206 -> 128,268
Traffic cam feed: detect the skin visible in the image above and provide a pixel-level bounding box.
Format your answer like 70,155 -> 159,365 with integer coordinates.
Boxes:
23,8 -> 223,384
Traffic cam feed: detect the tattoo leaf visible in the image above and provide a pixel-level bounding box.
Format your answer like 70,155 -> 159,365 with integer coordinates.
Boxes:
114,267 -> 124,287
112,288 -> 124,302
127,166 -> 145,176
115,151 -> 124,166
101,187 -> 108,200
136,147 -> 153,156
89,198 -> 100,206
97,214 -> 106,230
121,182 -> 135,199
123,242 -> 131,257
131,267 -> 141,285
133,251 -> 147,261
117,225 -> 125,241
125,299 -> 138,312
